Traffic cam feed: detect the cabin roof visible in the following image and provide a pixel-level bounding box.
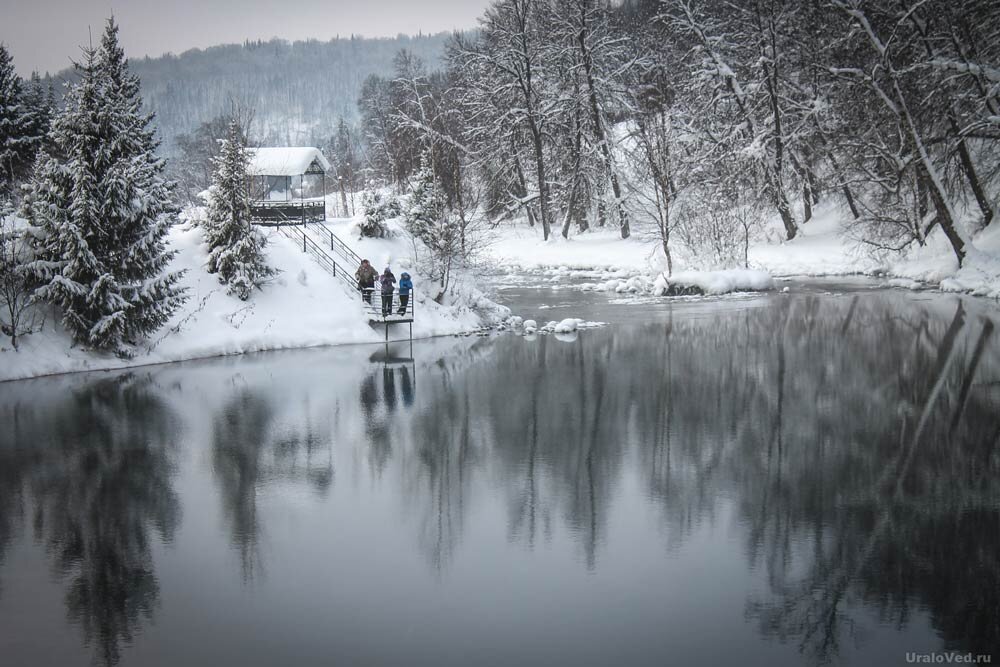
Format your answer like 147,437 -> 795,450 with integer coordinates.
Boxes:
248,147 -> 331,177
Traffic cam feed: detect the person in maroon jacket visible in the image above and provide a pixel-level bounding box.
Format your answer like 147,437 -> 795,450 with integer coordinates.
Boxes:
379,267 -> 396,316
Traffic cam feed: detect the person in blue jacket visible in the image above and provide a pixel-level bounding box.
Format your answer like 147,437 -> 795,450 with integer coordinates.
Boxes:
397,272 -> 413,315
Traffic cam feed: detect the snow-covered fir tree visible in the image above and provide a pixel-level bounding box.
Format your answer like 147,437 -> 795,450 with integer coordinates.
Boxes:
19,73 -> 53,167
0,44 -> 31,193
22,19 -> 186,354
359,189 -> 399,238
203,118 -> 273,300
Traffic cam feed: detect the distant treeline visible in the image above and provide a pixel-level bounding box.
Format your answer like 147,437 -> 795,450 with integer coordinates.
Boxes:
46,33 -> 456,155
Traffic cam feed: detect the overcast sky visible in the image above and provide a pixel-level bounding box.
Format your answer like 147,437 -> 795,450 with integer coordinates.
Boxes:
2,0 -> 492,75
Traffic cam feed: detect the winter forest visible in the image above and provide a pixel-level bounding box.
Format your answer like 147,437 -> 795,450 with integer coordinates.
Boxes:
348,0 -> 998,265
2,0 -> 1000,357
2,2 -> 1000,666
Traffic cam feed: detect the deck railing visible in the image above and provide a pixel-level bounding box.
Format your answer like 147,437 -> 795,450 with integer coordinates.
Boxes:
270,215 -> 415,337
361,288 -> 415,322
304,220 -> 363,268
251,199 -> 326,224
276,225 -> 356,293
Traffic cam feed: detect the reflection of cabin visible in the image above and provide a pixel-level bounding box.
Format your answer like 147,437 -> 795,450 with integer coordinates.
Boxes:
248,147 -> 330,224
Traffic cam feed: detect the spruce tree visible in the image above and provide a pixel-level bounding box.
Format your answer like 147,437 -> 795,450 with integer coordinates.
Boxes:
204,118 -> 273,300
0,44 -> 30,194
20,72 -> 53,162
23,20 -> 185,354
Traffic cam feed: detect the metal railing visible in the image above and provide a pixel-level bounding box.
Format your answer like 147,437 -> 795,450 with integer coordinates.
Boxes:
276,224 -> 356,293
361,288 -> 415,322
251,199 -> 326,224
304,220 -> 363,268
268,214 -> 417,329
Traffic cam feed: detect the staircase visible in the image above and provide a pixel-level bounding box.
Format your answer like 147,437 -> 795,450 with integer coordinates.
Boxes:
269,218 -> 415,334
276,223 -> 357,293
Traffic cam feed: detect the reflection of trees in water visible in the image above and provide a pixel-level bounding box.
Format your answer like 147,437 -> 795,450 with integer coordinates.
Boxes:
668,296 -> 1000,662
436,335 -> 627,569
0,374 -> 180,666
211,389 -> 334,582
402,294 -> 999,660
0,403 -> 30,599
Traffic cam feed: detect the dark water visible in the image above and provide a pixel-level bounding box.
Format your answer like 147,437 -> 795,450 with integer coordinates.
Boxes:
1,287 -> 999,666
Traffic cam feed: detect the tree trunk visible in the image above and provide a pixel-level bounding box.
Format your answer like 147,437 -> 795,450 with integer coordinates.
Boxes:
529,124 -> 552,240
578,8 -> 628,239
950,115 -> 994,231
762,26 -> 797,241
923,164 -> 966,265
339,182 -> 349,218
513,152 -> 536,227
773,185 -> 797,241
803,181 -> 813,223
893,77 -> 965,265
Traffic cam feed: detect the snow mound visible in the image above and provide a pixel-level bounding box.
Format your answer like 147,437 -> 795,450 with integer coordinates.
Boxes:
539,318 -> 605,333
553,318 -> 580,333
886,278 -> 924,290
652,269 -> 775,296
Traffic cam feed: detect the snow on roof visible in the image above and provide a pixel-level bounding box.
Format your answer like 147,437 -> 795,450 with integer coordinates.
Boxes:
248,147 -> 331,176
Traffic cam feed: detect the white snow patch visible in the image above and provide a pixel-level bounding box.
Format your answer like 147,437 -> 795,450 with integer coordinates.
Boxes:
248,147 -> 331,177
653,269 -> 775,296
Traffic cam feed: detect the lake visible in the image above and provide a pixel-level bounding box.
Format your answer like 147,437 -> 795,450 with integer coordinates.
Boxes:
1,283 -> 998,666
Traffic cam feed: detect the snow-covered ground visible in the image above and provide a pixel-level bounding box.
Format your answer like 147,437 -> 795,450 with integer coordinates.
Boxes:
5,193 -> 999,382
0,211 -> 509,382
484,199 -> 1000,300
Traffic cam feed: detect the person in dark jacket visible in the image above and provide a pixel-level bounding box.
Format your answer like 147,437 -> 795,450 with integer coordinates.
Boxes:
397,272 -> 413,315
380,267 -> 396,316
355,259 -> 377,304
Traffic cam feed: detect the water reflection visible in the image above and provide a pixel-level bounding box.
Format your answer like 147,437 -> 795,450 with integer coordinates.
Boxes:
394,294 -> 1000,659
0,374 -> 180,666
0,291 -> 997,665
212,387 -> 334,582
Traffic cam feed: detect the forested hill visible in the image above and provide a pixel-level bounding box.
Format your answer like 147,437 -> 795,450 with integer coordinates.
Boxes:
117,33 -> 453,155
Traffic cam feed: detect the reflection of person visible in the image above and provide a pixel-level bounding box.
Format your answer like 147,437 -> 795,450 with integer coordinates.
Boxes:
383,367 -> 397,412
355,259 -> 377,304
380,267 -> 396,317
400,366 -> 414,407
398,272 -> 413,315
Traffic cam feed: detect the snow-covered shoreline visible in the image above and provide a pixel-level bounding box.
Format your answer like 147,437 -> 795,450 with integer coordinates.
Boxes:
0,215 -> 510,383
484,201 -> 1000,301
5,198 -> 1000,383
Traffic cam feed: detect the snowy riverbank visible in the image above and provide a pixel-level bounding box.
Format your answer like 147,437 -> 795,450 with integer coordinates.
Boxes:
0,215 -> 509,383
484,200 -> 1000,300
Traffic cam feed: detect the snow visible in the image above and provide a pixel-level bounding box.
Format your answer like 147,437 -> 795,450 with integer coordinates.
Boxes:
483,197 -> 1000,301
488,226 -> 658,273
0,209 -> 509,382
545,318 -> 604,333
652,269 -> 775,296
248,147 -> 331,177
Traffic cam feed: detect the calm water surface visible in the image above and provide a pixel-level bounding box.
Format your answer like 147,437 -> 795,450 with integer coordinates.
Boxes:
1,285 -> 998,666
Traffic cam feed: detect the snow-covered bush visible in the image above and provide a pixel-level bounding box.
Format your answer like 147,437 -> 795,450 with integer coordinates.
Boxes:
359,189 -> 400,238
675,197 -> 764,269
0,204 -> 38,349
404,162 -> 464,301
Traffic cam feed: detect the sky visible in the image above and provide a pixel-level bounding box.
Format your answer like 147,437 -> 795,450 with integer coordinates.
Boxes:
1,0 -> 492,75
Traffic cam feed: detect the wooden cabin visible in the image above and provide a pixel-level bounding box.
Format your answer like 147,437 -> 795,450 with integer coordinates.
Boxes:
248,147 -> 331,224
